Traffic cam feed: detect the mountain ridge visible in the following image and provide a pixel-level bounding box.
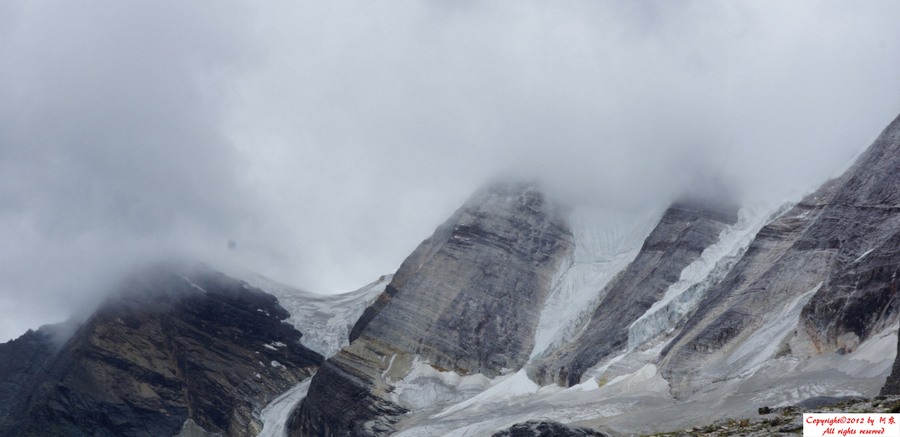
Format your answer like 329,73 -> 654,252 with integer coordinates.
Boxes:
2,114 -> 900,436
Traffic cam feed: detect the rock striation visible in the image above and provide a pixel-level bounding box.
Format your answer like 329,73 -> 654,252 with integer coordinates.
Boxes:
289,182 -> 575,436
0,264 -> 322,437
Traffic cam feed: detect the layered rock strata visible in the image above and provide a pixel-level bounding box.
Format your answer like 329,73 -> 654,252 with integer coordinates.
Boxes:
289,182 -> 574,436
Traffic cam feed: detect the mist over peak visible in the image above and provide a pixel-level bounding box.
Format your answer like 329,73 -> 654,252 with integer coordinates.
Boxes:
1,1 -> 899,342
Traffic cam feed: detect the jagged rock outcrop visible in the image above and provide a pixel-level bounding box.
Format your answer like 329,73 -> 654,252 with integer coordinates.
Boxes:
0,264 -> 322,437
660,113 -> 900,398
528,201 -> 739,386
289,182 -> 575,436
490,420 -> 609,437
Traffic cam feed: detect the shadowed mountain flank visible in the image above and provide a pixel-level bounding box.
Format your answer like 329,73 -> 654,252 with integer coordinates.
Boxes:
0,265 -> 322,437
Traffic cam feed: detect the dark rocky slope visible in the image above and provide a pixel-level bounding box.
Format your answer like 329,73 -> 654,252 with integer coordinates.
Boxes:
660,113 -> 900,398
0,325 -> 60,421
289,182 -> 575,437
883,334 -> 900,396
490,420 -> 609,437
0,265 -> 322,437
528,200 -> 739,386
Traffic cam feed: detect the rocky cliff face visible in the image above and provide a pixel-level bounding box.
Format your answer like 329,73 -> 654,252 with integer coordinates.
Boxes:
0,326 -> 58,422
0,265 -> 322,437
289,182 -> 574,437
659,114 -> 900,398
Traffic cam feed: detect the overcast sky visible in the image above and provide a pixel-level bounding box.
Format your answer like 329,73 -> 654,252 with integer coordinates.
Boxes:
1,1 -> 899,341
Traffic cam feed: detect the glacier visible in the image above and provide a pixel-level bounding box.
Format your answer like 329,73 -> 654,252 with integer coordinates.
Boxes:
626,202 -> 791,351
241,274 -> 391,435
530,206 -> 663,361
241,273 -> 390,358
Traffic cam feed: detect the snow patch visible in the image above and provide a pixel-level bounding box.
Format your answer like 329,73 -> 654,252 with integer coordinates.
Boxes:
382,354 -> 397,381
597,364 -> 667,396
837,322 -> 899,378
569,377 -> 600,391
737,322 -> 898,409
394,362 -> 671,436
434,369 -> 539,419
390,358 -> 495,411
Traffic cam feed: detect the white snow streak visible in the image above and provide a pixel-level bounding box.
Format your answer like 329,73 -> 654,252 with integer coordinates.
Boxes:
257,376 -> 314,437
855,248 -> 875,263
383,354 -> 397,381
177,274 -> 208,293
530,207 -> 663,360
627,203 -> 783,350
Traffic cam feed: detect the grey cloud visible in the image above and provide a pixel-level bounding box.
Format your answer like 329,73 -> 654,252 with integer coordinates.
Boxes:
0,1 -> 263,340
1,1 -> 899,341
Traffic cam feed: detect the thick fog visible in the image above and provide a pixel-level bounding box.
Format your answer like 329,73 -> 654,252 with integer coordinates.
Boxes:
1,1 -> 899,341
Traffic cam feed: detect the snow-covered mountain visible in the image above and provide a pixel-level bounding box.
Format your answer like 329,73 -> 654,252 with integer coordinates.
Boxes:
2,113 -> 900,436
